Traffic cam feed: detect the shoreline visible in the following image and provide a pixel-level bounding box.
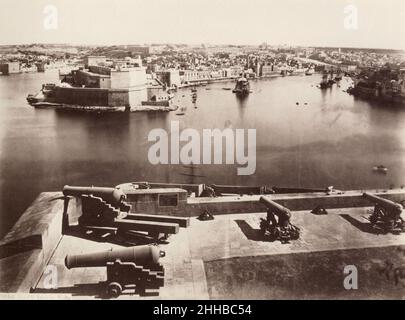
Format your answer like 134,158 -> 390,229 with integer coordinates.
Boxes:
26,72 -> 318,112
29,103 -> 179,113
348,86 -> 405,106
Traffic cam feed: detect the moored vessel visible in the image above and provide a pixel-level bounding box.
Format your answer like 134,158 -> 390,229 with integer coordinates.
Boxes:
232,75 -> 250,95
305,67 -> 315,76
320,72 -> 331,89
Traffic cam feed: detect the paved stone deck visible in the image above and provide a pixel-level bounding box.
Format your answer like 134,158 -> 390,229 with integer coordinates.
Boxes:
30,206 -> 405,299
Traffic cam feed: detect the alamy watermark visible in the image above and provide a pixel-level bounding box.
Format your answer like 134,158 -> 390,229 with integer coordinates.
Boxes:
343,265 -> 358,290
43,265 -> 58,289
343,4 -> 358,30
148,121 -> 256,175
43,4 -> 58,30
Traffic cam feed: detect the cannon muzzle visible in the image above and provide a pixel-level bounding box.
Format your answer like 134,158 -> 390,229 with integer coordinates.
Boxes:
65,245 -> 165,269
362,193 -> 403,214
63,185 -> 126,206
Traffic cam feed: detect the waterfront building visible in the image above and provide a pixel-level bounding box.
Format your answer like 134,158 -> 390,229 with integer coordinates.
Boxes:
261,64 -> 280,77
340,64 -> 357,72
349,67 -> 405,104
155,69 -> 181,88
180,70 -> 212,84
223,66 -> 244,78
178,67 -> 242,85
40,56 -> 155,107
0,62 -> 20,75
84,56 -> 107,68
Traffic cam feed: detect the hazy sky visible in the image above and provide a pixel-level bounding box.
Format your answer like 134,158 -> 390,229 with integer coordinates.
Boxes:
1,0 -> 404,49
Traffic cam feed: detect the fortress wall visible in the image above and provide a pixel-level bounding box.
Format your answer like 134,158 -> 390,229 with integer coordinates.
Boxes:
54,87 -> 109,106
54,86 -> 147,107
0,193 -> 75,293
128,88 -> 148,106
88,65 -> 111,76
106,88 -> 148,107
185,189 -> 405,216
110,67 -> 147,89
108,89 -> 130,107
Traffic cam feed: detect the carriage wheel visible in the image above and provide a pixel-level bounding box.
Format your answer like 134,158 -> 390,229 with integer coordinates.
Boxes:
107,282 -> 122,298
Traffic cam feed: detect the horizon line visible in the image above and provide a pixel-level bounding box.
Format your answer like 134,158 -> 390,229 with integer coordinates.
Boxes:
1,42 -> 404,52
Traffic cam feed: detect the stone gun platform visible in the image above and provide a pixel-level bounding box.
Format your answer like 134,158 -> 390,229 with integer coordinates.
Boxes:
1,190 -> 405,299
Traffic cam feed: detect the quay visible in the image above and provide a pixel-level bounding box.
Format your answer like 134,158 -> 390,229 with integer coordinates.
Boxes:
1,186 -> 405,299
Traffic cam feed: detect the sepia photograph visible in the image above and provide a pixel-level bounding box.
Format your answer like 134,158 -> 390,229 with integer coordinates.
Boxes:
0,0 -> 405,305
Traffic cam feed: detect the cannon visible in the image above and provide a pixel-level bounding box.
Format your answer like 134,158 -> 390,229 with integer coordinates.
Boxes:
63,185 -> 127,206
259,196 -> 300,243
65,245 -> 166,297
63,185 -> 131,223
362,192 -> 404,233
62,185 -> 189,242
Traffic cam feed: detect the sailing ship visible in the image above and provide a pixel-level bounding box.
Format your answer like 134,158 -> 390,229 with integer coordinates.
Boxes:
327,70 -> 336,85
334,70 -> 343,81
232,75 -> 250,96
320,72 -> 331,89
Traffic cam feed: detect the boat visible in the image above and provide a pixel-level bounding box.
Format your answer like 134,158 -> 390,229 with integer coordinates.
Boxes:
327,71 -> 336,85
232,75 -> 250,96
320,72 -> 331,89
334,71 -> 343,81
167,89 -> 175,100
328,72 -> 336,86
290,68 -> 307,76
176,106 -> 187,116
305,67 -> 315,76
373,165 -> 388,173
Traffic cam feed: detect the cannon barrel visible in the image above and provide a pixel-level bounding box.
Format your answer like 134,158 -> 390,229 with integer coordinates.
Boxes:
362,192 -> 403,213
259,196 -> 291,217
65,246 -> 165,270
63,185 -> 126,206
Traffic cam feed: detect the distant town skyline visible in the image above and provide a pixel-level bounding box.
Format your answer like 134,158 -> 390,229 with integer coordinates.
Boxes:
1,0 -> 404,50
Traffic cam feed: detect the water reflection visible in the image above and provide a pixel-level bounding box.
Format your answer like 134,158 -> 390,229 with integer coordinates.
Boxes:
1,71 -> 405,237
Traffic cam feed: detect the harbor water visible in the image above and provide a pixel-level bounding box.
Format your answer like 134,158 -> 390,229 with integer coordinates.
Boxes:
1,70 -> 405,237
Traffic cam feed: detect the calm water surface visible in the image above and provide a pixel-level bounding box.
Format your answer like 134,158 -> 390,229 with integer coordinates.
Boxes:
1,70 -> 405,237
